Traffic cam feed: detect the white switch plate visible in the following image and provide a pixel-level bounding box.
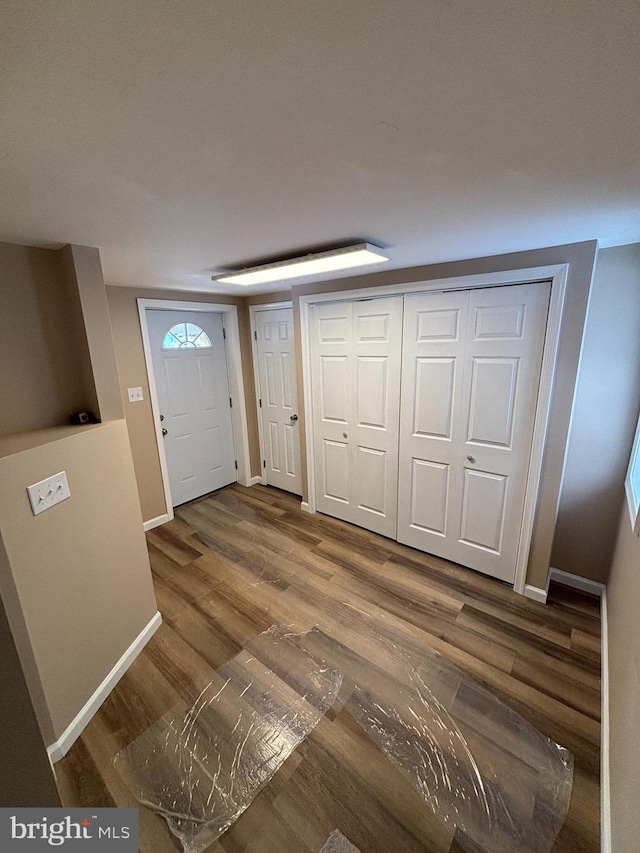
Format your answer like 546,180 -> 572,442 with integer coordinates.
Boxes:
127,386 -> 144,402
27,471 -> 71,516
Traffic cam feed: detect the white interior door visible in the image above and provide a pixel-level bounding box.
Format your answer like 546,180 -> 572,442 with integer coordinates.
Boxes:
396,289 -> 468,561
310,296 -> 403,538
255,307 -> 302,495
148,309 -> 236,506
398,282 -> 551,582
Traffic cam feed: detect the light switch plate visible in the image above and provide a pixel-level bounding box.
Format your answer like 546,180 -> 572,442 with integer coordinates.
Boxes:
27,471 -> 71,516
127,386 -> 144,402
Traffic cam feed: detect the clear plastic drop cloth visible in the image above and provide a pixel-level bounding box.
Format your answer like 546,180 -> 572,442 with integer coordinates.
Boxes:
336,630 -> 574,853
113,626 -> 342,853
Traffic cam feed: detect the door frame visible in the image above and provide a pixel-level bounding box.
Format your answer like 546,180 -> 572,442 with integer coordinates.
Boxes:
249,301 -> 294,487
299,263 -> 569,595
138,299 -> 252,526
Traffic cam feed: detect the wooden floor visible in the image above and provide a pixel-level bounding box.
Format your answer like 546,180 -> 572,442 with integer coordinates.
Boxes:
56,484 -> 601,852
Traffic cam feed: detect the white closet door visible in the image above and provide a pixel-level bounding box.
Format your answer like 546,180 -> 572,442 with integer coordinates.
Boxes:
396,290 -> 468,559
255,308 -> 302,495
310,296 -> 403,538
398,282 -> 550,582
451,282 -> 550,578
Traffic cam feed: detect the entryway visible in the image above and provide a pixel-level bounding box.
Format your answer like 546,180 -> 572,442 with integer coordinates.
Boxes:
138,299 -> 251,519
147,309 -> 237,506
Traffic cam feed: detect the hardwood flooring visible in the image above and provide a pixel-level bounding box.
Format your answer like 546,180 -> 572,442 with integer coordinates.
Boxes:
56,484 -> 601,852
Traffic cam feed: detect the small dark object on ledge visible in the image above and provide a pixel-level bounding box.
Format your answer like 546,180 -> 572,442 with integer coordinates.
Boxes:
69,410 -> 96,425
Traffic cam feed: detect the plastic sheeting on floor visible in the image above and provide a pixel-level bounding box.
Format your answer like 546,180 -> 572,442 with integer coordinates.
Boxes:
117,492 -> 574,853
114,627 -> 342,853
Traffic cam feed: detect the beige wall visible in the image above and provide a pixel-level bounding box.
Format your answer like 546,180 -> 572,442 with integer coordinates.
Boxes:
599,244 -> 640,852
0,420 -> 158,741
106,287 -> 262,522
0,587 -> 61,807
62,245 -> 124,422
607,499 -> 640,849
245,291 -> 292,307
0,242 -> 95,435
551,243 -> 640,581
291,241 -> 597,589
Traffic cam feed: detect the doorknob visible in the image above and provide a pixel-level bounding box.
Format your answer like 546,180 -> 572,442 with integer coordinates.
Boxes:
467,454 -> 475,463
162,428 -> 168,437
290,413 -> 298,422
160,414 -> 165,422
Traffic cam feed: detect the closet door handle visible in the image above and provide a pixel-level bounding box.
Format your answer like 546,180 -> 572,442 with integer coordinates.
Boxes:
467,455 -> 475,463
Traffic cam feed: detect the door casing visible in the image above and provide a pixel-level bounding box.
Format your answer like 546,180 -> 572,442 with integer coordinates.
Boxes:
299,264 -> 570,596
138,299 -> 252,529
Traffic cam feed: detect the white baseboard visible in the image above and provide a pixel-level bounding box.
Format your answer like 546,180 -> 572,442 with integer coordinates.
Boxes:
523,584 -> 548,604
143,513 -> 171,532
249,476 -> 264,486
47,611 -> 162,763
300,501 -> 314,514
548,567 -> 605,597
601,586 -> 611,852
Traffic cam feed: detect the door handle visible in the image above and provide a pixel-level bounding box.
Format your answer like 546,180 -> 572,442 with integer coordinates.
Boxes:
162,428 -> 168,437
467,454 -> 475,463
290,414 -> 299,421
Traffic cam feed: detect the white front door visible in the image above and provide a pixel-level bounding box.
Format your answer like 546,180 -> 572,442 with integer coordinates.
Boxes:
255,307 -> 302,495
148,309 -> 236,506
310,296 -> 403,538
397,282 -> 551,582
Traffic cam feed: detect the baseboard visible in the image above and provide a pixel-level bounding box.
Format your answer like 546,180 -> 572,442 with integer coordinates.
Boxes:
601,586 -> 611,852
523,584 -> 548,604
143,513 -> 171,532
548,567 -> 605,597
300,501 -> 314,514
47,611 -> 162,763
249,476 -> 264,486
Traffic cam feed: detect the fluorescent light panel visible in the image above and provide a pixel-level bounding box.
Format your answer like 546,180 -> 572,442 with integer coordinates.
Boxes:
213,243 -> 389,285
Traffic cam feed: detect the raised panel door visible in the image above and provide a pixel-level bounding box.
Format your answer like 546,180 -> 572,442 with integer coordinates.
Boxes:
255,307 -> 302,495
450,282 -> 551,579
397,291 -> 467,557
310,297 -> 402,537
148,309 -> 236,506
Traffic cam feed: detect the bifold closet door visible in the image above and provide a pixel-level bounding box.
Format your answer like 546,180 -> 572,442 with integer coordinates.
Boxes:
310,297 -> 403,538
398,282 -> 551,582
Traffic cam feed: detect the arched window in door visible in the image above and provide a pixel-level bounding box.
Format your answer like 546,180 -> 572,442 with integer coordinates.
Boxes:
162,322 -> 212,349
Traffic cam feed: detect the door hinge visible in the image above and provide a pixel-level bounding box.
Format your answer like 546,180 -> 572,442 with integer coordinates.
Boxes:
222,327 -> 226,339
254,329 -> 257,341
235,460 -> 238,470
263,460 -> 266,469
259,398 -> 262,408
229,397 -> 233,408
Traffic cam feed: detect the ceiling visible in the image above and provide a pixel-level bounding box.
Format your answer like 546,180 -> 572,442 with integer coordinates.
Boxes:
1,1 -> 639,295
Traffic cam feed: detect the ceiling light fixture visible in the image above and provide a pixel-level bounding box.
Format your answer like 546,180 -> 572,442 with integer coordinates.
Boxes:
212,243 -> 389,286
